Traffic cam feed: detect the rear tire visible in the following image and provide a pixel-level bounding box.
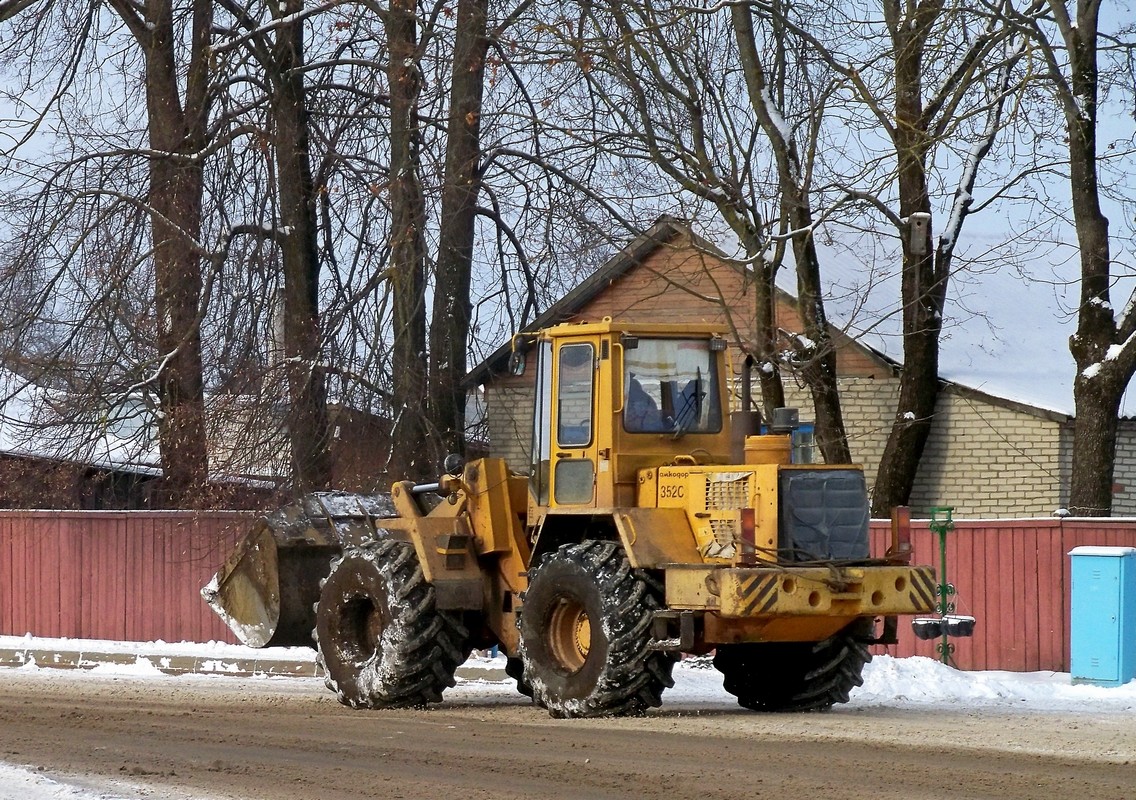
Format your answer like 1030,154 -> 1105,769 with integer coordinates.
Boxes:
519,540 -> 675,718
505,656 -> 534,699
315,539 -> 467,708
713,622 -> 872,712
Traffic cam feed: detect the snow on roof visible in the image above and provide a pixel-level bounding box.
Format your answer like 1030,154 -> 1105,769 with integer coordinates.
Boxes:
0,367 -> 161,475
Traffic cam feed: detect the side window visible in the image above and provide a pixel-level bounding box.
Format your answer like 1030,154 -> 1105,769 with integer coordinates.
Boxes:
556,343 -> 594,447
529,340 -> 553,505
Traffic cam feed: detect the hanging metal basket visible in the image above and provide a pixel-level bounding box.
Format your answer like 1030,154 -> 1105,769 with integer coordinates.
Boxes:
912,617 -> 943,640
944,614 -> 976,637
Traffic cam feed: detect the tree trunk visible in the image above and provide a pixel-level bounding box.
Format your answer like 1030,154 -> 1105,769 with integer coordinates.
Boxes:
1060,0 -> 1125,516
270,0 -> 333,493
870,1 -> 947,515
730,3 -> 848,463
429,0 -> 489,459
793,234 -> 851,465
141,0 -> 210,506
386,0 -> 431,482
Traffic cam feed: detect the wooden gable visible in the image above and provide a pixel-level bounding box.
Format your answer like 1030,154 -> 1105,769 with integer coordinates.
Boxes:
547,230 -> 894,380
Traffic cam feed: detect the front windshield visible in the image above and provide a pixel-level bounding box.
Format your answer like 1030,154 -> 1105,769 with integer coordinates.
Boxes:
623,338 -> 722,435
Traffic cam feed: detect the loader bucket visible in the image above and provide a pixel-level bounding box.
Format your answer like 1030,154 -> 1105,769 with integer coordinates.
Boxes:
201,492 -> 396,648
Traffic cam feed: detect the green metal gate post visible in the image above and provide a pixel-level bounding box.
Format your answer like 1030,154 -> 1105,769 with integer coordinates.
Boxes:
929,507 -> 956,664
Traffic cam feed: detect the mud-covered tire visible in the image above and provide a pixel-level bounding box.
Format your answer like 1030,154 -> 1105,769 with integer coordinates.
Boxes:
505,656 -> 534,699
518,540 -> 675,718
713,622 -> 872,712
314,539 -> 467,708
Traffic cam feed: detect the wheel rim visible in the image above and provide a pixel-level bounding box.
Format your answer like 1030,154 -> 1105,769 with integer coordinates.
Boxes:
547,596 -> 590,673
344,595 -> 384,662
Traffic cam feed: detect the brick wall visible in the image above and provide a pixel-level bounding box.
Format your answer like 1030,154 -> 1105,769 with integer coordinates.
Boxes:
787,379 -> 1068,517
908,389 -> 1064,518
487,382 -> 535,468
1116,424 -> 1136,513
783,375 -> 898,476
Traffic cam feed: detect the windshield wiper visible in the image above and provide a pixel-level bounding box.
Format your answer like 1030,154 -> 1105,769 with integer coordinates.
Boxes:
671,368 -> 702,439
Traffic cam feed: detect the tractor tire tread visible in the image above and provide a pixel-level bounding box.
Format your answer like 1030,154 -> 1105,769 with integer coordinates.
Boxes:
714,626 -> 871,712
519,539 -> 675,718
314,539 -> 467,709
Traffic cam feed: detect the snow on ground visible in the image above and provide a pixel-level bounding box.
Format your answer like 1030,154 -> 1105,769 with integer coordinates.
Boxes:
0,763 -> 124,800
3,634 -> 1136,799
5,633 -> 1136,713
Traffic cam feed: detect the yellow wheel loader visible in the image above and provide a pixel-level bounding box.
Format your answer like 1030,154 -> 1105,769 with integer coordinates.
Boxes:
204,318 -> 936,717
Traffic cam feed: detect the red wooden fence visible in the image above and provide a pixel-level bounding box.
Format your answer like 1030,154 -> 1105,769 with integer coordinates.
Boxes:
870,518 -> 1136,672
0,511 -> 246,645
2,511 -> 1135,671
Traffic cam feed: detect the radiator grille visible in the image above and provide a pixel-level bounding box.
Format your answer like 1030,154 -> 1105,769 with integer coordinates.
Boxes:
701,472 -> 754,559
704,472 -> 752,510
709,519 -> 736,550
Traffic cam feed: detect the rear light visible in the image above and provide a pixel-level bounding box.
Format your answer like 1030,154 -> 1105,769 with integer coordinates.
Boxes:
739,507 -> 756,566
887,505 -> 912,564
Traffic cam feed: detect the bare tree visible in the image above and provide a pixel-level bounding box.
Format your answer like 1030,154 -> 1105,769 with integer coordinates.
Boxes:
763,0 -> 1024,513
1003,0 -> 1136,515
859,0 -> 1020,513
299,0 -> 545,478
429,0 -> 490,459
731,1 -> 850,463
0,0 -> 216,505
110,0 -> 212,502
529,1 -> 792,414
263,0 -> 335,491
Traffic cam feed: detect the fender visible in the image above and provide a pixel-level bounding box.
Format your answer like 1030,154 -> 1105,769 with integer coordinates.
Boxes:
532,507 -> 701,569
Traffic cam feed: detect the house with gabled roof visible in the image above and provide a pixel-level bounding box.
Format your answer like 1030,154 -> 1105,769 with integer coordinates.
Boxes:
467,218 -> 1136,518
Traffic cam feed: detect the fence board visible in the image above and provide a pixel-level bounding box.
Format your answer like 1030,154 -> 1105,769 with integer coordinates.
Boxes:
1043,524 -> 1066,672
0,516 -> 11,635
0,511 -> 248,645
967,522 -> 988,669
59,516 -> 81,638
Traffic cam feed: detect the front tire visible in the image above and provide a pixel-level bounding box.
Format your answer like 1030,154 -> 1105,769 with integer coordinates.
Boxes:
518,540 -> 675,718
713,622 -> 872,712
315,539 -> 467,708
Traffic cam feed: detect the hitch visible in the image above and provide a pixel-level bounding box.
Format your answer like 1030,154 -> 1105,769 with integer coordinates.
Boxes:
649,610 -> 695,652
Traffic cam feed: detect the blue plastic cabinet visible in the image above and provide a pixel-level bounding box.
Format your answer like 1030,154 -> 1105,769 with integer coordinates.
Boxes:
1068,546 -> 1136,687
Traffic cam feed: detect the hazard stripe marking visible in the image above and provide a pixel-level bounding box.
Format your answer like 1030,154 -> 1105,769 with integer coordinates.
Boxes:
737,574 -> 777,617
909,568 -> 937,610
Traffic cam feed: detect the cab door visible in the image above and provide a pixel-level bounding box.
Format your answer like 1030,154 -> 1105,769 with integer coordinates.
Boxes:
549,337 -> 600,507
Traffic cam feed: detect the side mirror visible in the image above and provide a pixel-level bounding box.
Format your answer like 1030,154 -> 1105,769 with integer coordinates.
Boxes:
508,350 -> 526,376
443,453 -> 464,476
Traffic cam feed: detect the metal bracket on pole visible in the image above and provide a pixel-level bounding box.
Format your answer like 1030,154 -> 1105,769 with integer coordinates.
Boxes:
911,507 -> 976,664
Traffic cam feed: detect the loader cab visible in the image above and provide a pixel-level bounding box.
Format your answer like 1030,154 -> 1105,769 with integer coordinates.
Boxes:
528,320 -> 732,515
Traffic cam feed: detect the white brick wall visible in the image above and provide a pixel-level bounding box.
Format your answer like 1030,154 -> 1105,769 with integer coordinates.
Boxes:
908,391 -> 1063,518
487,385 -> 534,468
785,377 -> 1065,518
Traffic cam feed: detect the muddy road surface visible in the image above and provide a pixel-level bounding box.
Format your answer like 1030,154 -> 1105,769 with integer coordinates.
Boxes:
0,670 -> 1133,800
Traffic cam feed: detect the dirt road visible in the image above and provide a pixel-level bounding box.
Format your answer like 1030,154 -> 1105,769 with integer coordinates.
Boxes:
1,670 -> 1133,800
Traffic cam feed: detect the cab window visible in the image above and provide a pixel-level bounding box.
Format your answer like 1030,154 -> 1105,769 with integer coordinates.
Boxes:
557,343 -> 594,446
